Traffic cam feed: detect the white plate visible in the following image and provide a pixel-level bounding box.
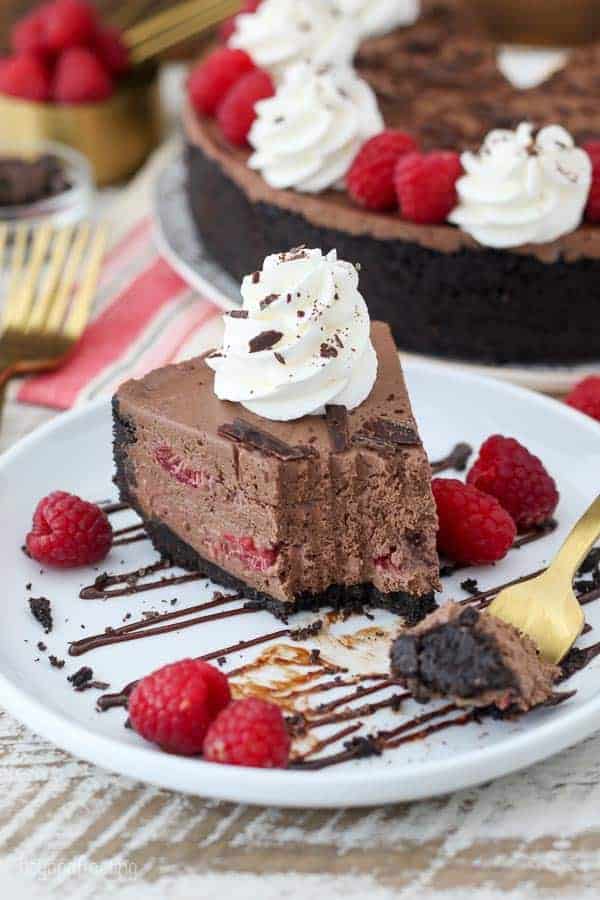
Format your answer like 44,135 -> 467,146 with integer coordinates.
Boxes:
0,362 -> 599,808
153,157 -> 600,394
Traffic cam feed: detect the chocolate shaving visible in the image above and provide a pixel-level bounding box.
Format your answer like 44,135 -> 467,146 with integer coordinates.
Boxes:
251,271 -> 260,283
218,418 -> 317,461
29,597 -> 52,633
274,352 -> 286,365
249,330 -> 283,353
227,309 -> 248,319
320,343 -> 338,359
325,405 -> 350,453
49,655 -> 65,669
353,417 -> 420,451
260,293 -> 280,310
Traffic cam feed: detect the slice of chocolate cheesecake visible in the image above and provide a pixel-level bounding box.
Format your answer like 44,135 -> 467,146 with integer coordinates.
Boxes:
113,250 -> 439,621
390,603 -> 560,712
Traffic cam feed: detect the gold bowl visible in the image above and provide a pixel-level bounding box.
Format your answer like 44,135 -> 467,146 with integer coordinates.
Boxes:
0,66 -> 162,187
464,0 -> 600,46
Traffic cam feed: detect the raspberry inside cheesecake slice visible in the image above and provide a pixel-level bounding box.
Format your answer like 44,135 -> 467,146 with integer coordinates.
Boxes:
113,321 -> 440,621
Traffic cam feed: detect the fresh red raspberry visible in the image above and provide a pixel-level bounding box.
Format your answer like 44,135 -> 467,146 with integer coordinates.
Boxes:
466,435 -> 559,532
45,0 -> 97,53
347,130 -> 418,210
203,698 -> 290,768
93,25 -> 130,77
216,67 -> 274,145
26,491 -> 113,567
583,141 -> 600,223
11,6 -> 53,60
129,659 -> 231,756
219,0 -> 263,42
566,376 -> 600,422
432,478 -> 516,565
395,150 -> 462,224
52,47 -> 113,103
0,53 -> 51,101
187,47 -> 256,116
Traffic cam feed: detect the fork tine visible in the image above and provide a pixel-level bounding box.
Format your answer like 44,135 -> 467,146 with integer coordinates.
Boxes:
0,224 -> 8,270
17,224 -> 54,329
44,223 -> 90,333
26,226 -> 74,333
2,225 -> 29,329
62,225 -> 107,340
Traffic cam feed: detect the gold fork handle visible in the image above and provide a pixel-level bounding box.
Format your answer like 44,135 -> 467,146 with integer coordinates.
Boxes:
548,495 -> 600,586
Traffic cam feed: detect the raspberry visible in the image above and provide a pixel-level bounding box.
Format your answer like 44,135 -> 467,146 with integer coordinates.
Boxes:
12,7 -> 52,59
566,376 -> 600,422
45,0 -> 97,53
216,533 -> 279,572
395,151 -> 462,224
52,47 -> 113,103
347,130 -> 418,210
217,67 -> 274,145
93,25 -> 130,77
129,659 -> 231,756
219,0 -> 262,43
0,53 -> 51,102
203,698 -> 290,768
584,141 -> 600,223
26,491 -> 113,567
467,435 -> 559,532
432,478 -> 516,565
187,47 -> 255,116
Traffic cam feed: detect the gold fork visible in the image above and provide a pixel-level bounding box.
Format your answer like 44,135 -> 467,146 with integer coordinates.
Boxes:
489,495 -> 600,663
0,222 -> 106,414
125,0 -> 240,65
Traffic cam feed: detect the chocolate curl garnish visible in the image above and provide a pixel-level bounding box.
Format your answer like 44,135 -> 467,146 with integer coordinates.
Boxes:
218,418 -> 317,461
353,417 -> 420,451
325,405 -> 350,453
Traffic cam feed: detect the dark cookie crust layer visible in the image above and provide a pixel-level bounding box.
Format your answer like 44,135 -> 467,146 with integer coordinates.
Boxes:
186,140 -> 600,366
113,400 -> 436,624
390,606 -> 515,701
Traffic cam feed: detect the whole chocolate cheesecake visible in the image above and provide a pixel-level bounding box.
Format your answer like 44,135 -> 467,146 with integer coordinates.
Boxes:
185,0 -> 600,366
113,248 -> 440,620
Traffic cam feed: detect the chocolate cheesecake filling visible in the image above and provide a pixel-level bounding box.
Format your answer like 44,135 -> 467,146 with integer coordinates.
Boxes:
113,322 -> 440,618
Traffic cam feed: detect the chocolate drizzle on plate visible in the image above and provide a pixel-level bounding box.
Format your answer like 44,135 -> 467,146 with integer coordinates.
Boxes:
218,418 -> 317,461
430,442 -> 473,474
80,560 -> 204,600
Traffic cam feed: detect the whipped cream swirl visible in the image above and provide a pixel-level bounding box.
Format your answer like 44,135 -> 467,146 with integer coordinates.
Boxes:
337,0 -> 420,39
248,63 -> 383,193
230,0 -> 360,78
207,248 -> 378,421
448,122 -> 592,248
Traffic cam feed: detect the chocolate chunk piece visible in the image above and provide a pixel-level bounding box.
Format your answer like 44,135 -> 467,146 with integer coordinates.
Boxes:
218,418 -> 317,460
353,417 -> 420,451
260,293 -> 280,310
227,309 -> 248,319
249,330 -> 283,353
325,405 -> 350,452
29,597 -> 53,633
68,666 -> 93,690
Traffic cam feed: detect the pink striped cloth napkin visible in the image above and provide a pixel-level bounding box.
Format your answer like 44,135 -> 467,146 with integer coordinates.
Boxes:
17,147 -> 225,410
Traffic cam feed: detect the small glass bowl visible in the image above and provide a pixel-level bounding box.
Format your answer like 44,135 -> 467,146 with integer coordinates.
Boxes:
0,139 -> 94,230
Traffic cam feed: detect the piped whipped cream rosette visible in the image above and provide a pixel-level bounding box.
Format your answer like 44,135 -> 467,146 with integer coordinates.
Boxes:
206,247 -> 378,421
448,122 -> 592,248
247,62 -> 383,193
337,0 -> 421,40
230,0 -> 360,79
